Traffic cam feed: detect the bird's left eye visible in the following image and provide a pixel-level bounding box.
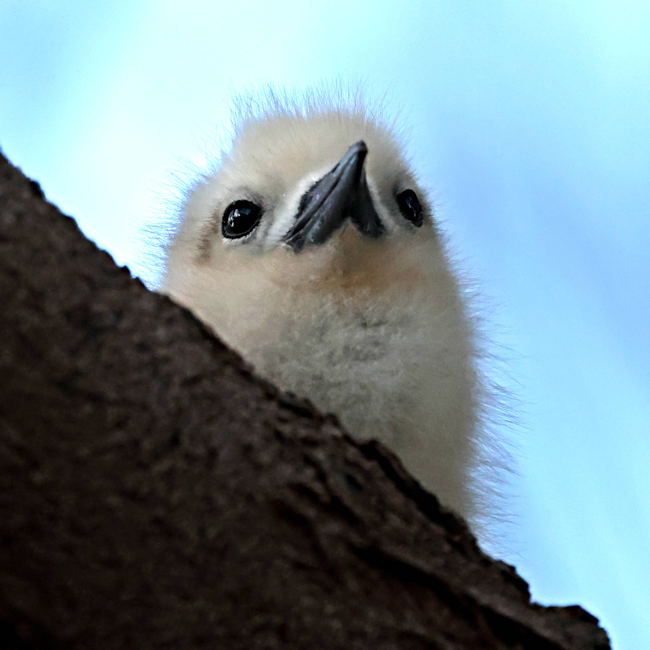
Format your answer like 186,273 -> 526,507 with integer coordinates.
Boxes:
396,190 -> 423,227
222,200 -> 263,239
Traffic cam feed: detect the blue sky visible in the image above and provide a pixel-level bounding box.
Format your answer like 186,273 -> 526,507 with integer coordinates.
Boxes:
1,1 -> 649,646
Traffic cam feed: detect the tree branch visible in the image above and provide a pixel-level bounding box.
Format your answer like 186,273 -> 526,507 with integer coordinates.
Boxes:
0,151 -> 610,649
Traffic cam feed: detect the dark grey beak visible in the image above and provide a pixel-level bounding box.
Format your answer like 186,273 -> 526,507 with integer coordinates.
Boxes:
284,141 -> 384,252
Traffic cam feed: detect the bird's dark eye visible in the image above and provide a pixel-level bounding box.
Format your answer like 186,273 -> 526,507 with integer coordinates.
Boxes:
396,190 -> 423,227
222,200 -> 263,239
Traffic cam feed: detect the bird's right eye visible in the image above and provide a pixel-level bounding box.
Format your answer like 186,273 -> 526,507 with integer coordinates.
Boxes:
396,190 -> 423,227
222,200 -> 263,239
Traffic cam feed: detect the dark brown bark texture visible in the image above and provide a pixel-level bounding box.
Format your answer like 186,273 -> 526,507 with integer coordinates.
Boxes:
0,149 -> 610,650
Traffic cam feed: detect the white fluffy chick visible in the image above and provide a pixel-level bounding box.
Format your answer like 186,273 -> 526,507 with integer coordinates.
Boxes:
161,94 -> 492,528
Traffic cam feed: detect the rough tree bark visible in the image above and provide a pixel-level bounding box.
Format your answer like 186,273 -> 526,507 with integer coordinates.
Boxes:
0,150 -> 610,649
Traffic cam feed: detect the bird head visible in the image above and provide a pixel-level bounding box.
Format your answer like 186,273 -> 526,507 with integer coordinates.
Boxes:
163,101 -> 452,352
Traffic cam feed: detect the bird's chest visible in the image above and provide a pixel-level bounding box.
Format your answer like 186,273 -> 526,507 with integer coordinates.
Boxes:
243,303 -> 429,441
